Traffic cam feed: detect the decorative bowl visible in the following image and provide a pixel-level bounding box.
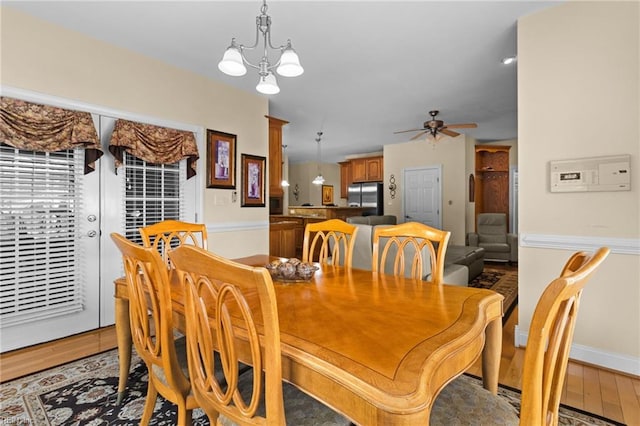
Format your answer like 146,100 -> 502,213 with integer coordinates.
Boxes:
265,258 -> 319,282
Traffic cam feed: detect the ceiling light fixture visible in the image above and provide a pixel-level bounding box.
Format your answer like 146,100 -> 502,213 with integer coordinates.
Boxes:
218,0 -> 304,95
501,55 -> 517,65
281,144 -> 290,187
312,132 -> 325,185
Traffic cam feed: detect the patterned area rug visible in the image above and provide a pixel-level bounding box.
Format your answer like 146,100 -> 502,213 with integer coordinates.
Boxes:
469,268 -> 518,318
1,348 -> 625,425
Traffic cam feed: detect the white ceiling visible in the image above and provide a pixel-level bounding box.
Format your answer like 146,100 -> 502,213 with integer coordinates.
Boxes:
5,1 -> 559,163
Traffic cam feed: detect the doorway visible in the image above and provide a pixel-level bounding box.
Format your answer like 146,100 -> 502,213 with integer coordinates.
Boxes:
403,166 -> 442,228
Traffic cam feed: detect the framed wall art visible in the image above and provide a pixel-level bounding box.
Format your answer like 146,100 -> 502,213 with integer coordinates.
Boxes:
322,185 -> 334,205
206,129 -> 236,189
241,153 -> 266,207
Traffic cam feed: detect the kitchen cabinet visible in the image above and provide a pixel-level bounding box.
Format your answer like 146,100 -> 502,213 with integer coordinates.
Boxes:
342,155 -> 383,187
267,115 -> 289,213
339,161 -> 351,198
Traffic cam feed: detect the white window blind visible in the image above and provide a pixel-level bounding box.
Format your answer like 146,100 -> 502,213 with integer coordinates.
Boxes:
123,152 -> 184,245
0,144 -> 84,327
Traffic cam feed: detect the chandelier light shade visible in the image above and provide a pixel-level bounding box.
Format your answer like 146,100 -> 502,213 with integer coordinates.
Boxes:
218,0 -> 304,95
312,131 -> 325,185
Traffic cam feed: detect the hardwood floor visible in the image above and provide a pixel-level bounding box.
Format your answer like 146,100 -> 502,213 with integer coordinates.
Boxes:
1,275 -> 639,424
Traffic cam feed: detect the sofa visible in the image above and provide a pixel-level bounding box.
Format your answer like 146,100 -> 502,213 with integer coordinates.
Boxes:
347,216 -> 485,283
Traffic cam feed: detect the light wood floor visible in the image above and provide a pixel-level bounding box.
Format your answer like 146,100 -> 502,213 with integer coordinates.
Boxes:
2,305 -> 639,424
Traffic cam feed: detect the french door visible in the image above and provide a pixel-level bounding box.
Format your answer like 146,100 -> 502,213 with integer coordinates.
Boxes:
0,103 -> 199,352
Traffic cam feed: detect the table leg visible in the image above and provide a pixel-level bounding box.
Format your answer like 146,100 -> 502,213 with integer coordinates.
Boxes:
115,296 -> 132,405
482,317 -> 502,394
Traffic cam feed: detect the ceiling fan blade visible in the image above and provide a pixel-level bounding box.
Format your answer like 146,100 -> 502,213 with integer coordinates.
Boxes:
445,123 -> 477,129
394,128 -> 424,134
410,131 -> 428,141
440,129 -> 460,137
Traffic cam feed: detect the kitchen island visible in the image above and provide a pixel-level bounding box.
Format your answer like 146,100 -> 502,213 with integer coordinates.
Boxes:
269,206 -> 374,258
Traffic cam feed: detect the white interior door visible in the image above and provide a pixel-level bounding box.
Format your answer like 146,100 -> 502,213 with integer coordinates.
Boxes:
403,166 -> 442,228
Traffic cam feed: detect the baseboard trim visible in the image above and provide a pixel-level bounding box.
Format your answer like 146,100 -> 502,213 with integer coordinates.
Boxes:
515,325 -> 640,376
519,233 -> 640,255
206,220 -> 269,233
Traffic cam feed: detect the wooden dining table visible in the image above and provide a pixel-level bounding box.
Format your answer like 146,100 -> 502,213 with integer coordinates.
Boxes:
114,254 -> 504,425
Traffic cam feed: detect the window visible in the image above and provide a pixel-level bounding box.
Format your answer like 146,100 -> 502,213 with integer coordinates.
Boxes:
122,152 -> 184,245
0,144 -> 84,326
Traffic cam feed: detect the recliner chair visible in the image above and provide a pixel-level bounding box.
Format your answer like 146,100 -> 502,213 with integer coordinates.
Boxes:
467,213 -> 518,263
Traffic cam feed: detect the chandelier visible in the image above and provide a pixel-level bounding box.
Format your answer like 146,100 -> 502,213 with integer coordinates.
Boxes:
218,0 -> 304,95
312,132 -> 325,185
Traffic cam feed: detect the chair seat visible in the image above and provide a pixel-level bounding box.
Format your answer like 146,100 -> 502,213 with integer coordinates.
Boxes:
430,375 -> 519,426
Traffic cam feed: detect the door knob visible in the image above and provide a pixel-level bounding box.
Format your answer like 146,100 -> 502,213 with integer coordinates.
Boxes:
87,215 -> 97,222
87,230 -> 97,238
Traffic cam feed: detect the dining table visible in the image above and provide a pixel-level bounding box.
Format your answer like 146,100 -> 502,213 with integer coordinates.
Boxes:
114,254 -> 504,425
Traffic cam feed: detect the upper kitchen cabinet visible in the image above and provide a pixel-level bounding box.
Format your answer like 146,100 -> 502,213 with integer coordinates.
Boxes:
351,156 -> 383,183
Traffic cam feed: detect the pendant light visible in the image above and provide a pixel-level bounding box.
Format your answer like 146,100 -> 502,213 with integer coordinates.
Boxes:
312,132 -> 325,185
280,144 -> 290,187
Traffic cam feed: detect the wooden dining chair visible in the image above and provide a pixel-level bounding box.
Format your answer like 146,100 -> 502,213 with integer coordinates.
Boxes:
430,247 -> 610,425
111,233 -> 198,426
169,245 -> 350,425
302,219 -> 358,268
139,219 -> 208,268
371,222 -> 451,284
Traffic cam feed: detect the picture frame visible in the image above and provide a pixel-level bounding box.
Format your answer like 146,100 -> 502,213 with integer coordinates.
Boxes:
322,184 -> 334,205
241,154 -> 266,207
206,129 -> 236,189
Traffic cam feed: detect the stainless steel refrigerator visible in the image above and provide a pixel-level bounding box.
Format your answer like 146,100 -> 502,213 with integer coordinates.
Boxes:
347,182 -> 384,215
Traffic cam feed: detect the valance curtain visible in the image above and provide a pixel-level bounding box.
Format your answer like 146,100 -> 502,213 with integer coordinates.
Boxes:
0,97 -> 103,174
109,119 -> 199,179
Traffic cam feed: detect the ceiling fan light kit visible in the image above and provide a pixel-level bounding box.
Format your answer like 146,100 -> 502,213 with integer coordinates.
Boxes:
218,0 -> 304,95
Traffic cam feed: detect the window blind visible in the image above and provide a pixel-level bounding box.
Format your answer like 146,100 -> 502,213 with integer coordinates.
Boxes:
123,152 -> 184,245
0,144 -> 84,327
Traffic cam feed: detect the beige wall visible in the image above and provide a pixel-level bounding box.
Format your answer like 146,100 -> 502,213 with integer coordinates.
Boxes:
518,1 -> 639,370
0,7 -> 270,258
384,135 -> 467,245
288,161 -> 340,207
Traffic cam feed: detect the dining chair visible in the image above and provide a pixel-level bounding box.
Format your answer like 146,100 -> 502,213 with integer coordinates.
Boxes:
371,222 -> 451,284
111,233 -> 198,426
169,245 -> 350,425
430,247 -> 610,425
302,219 -> 358,268
139,219 -> 208,270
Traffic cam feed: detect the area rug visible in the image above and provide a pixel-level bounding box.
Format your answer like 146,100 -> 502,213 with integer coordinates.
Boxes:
469,268 -> 518,318
0,349 -> 624,425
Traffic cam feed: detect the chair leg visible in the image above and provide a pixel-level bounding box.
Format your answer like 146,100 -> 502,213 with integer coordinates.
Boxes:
176,404 -> 193,426
141,377 -> 158,426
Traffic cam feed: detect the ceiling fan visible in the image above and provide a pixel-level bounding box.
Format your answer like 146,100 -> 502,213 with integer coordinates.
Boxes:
394,110 -> 477,140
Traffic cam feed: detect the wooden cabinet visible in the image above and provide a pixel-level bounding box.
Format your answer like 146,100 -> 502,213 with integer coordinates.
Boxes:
269,221 -> 299,258
351,156 -> 383,183
339,156 -> 383,197
474,145 -> 510,229
267,115 -> 289,201
339,161 -> 351,198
